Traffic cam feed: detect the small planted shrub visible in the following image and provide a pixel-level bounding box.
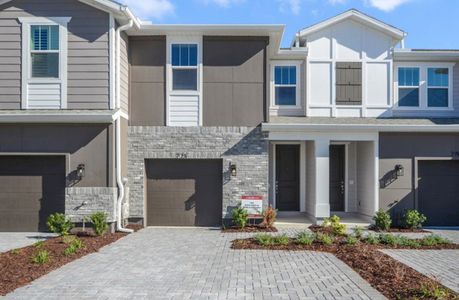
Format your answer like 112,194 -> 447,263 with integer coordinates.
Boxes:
373,210 -> 392,231
33,241 -> 45,248
352,226 -> 365,239
254,233 -> 273,246
403,209 -> 427,230
272,234 -> 290,246
316,232 -> 334,245
90,212 -> 109,236
47,213 -> 73,236
323,215 -> 347,236
232,205 -> 249,229
379,234 -> 398,246
421,235 -> 451,246
365,234 -> 380,245
346,235 -> 358,245
295,232 -> 315,245
64,238 -> 84,256
261,205 -> 277,228
62,235 -> 77,245
418,282 -> 449,300
32,250 -> 50,265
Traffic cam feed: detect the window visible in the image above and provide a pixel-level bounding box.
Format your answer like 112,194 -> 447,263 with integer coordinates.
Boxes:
398,67 -> 420,107
172,44 -> 198,91
335,62 -> 362,105
30,25 -> 59,78
274,66 -> 297,106
427,68 -> 449,107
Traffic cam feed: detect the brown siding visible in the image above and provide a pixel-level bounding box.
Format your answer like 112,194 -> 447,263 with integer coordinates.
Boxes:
203,36 -> 268,126
379,132 -> 459,222
0,124 -> 112,187
129,36 -> 166,126
0,0 -> 110,109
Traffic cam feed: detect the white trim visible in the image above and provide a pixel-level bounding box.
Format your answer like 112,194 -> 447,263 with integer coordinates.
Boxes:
0,110 -> 118,123
18,17 -> 71,109
394,62 -> 455,111
297,9 -> 405,41
269,60 -> 303,115
109,14 -> 116,110
166,35 -> 203,126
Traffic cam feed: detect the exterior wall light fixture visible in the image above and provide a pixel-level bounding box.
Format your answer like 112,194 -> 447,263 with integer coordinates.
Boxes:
395,164 -> 404,177
230,163 -> 237,177
77,164 -> 86,178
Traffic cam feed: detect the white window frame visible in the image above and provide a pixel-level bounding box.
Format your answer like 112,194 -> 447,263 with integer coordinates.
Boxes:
170,44 -> 199,92
18,17 -> 71,109
395,66 -> 421,108
427,67 -> 450,108
166,35 -> 203,126
270,61 -> 302,112
394,62 -> 455,111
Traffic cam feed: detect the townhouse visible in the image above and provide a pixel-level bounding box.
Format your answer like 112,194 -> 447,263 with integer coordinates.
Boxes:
0,0 -> 457,232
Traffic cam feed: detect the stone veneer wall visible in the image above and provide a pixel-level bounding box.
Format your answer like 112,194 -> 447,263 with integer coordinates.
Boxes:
128,126 -> 269,220
65,187 -> 117,222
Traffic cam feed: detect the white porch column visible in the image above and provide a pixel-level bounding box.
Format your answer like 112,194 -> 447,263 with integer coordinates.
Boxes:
314,139 -> 330,219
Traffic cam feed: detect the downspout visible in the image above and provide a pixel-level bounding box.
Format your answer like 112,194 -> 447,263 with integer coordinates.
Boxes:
115,19 -> 134,233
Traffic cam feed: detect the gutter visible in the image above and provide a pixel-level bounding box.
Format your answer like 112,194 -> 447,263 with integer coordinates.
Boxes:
115,20 -> 134,233
262,122 -> 459,133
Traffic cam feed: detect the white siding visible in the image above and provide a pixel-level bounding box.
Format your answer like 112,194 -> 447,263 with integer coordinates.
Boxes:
366,62 -> 390,106
168,95 -> 200,126
309,62 -> 332,106
27,83 -> 61,109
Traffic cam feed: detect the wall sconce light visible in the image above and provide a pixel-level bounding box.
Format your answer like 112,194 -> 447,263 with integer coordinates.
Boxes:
230,163 -> 237,177
77,164 -> 85,179
395,164 -> 404,177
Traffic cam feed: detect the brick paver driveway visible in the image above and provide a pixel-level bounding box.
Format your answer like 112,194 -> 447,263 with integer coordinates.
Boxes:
6,228 -> 384,300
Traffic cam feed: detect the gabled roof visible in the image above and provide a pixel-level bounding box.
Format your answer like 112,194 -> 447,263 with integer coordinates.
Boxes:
0,0 -> 140,27
297,9 -> 405,41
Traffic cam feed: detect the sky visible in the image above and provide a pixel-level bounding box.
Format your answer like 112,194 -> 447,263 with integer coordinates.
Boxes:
120,0 -> 459,49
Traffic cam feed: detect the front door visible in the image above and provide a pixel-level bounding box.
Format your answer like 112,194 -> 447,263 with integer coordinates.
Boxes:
330,145 -> 345,212
275,145 -> 300,211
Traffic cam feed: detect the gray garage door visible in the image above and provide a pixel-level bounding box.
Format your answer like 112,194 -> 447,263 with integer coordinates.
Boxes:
418,160 -> 459,226
146,159 -> 222,226
0,156 -> 66,232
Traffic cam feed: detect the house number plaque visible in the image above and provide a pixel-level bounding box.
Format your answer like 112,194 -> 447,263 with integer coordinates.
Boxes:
175,153 -> 188,159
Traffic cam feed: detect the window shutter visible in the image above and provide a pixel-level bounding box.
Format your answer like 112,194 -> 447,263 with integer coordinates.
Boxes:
336,62 -> 362,105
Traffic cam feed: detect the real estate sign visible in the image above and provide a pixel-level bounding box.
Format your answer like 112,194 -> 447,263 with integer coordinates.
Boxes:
241,196 -> 263,218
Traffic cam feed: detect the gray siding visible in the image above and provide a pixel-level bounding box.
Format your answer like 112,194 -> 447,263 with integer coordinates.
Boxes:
379,132 -> 459,223
203,36 -> 268,126
0,0 -> 110,109
120,31 -> 129,114
129,36 -> 166,126
0,124 -> 112,187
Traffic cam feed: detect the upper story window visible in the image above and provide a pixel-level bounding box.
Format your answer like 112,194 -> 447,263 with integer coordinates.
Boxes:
335,62 -> 362,105
171,44 -> 198,91
274,66 -> 297,106
398,67 -> 420,107
395,64 -> 453,110
18,17 -> 71,109
427,68 -> 449,107
31,25 -> 60,78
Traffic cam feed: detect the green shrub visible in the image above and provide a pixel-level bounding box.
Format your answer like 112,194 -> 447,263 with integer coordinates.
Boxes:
421,235 -> 451,246
62,235 -> 77,245
346,235 -> 358,245
63,238 -> 84,256
352,226 -> 365,239
32,250 -> 50,264
33,241 -> 45,248
295,232 -> 315,245
394,236 -> 421,248
254,233 -> 273,246
373,210 -> 392,231
379,234 -> 398,246
272,234 -> 290,246
365,234 -> 380,245
418,282 -> 449,299
403,210 -> 427,230
332,223 -> 347,236
47,213 -> 73,236
90,212 -> 109,236
316,232 -> 334,245
232,205 -> 249,229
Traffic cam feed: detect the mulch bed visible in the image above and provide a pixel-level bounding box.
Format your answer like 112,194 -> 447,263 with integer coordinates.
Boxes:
222,226 -> 278,233
231,238 -> 459,299
0,232 -> 127,296
368,226 -> 430,233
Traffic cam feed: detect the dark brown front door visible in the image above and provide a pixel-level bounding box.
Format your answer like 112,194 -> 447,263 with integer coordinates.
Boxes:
146,159 -> 222,226
0,156 -> 66,232
330,145 -> 345,212
276,145 -> 300,211
418,160 -> 459,226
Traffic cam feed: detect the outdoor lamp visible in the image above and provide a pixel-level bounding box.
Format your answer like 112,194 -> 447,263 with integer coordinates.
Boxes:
77,164 -> 86,178
395,164 -> 404,177
230,163 -> 237,177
